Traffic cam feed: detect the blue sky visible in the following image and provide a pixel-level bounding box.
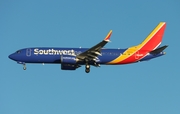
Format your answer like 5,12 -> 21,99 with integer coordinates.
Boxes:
1,0 -> 180,114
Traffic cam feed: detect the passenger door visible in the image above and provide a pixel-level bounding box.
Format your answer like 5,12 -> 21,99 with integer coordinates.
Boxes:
26,48 -> 31,57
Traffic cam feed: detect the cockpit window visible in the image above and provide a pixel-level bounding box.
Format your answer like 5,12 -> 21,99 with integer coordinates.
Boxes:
16,50 -> 21,54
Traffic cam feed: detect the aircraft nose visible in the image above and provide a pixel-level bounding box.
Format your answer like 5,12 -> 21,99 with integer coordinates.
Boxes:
8,54 -> 15,60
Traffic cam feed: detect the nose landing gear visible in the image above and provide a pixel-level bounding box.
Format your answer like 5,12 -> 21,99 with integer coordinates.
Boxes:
23,64 -> 26,70
17,62 -> 27,70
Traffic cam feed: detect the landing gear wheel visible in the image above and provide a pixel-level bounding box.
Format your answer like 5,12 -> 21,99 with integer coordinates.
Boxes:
85,68 -> 90,73
86,64 -> 90,69
23,64 -> 26,70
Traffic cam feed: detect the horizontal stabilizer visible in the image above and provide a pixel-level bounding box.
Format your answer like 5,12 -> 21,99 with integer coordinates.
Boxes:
150,45 -> 168,54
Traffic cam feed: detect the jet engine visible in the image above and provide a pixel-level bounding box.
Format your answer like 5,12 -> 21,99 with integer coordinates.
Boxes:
61,55 -> 78,70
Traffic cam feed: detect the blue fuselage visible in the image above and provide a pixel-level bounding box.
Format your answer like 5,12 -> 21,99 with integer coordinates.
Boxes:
9,47 -> 164,65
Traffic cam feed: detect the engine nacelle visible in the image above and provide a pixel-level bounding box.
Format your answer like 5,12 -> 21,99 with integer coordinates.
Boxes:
61,55 -> 78,70
61,64 -> 77,70
61,55 -> 77,64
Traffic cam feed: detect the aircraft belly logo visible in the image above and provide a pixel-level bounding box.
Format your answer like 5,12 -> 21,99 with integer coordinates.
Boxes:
34,49 -> 75,55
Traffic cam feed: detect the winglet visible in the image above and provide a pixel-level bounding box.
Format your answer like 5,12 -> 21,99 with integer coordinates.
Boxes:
104,30 -> 112,42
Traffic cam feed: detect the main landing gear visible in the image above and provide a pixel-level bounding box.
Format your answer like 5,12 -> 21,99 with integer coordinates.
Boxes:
85,59 -> 90,73
85,64 -> 90,73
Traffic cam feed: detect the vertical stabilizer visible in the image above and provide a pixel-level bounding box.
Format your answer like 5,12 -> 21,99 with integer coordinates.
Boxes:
139,22 -> 166,51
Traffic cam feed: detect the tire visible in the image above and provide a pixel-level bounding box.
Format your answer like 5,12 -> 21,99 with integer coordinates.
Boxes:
85,68 -> 90,73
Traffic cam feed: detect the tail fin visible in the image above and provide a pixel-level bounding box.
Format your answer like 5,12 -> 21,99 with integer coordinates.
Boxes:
138,22 -> 166,51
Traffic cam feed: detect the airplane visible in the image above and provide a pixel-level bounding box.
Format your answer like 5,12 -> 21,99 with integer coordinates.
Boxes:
9,22 -> 168,73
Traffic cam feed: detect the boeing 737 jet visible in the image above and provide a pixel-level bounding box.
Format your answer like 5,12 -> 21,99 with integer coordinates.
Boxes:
9,22 -> 168,73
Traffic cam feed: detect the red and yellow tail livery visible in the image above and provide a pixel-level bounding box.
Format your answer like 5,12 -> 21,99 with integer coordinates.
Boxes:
108,22 -> 166,64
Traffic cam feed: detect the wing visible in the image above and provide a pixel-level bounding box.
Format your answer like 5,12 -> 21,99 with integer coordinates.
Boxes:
76,30 -> 112,62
